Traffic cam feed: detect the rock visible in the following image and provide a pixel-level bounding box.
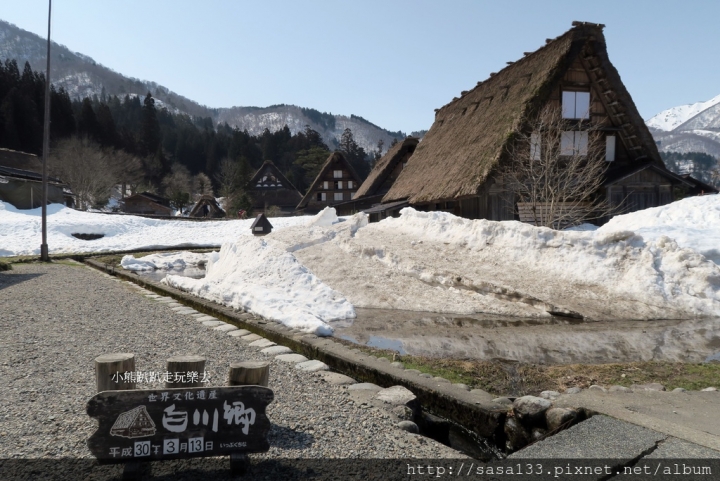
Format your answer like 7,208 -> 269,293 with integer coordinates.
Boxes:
432,377 -> 450,384
240,333 -> 262,342
260,345 -> 292,355
296,360 -> 329,372
316,372 -> 356,385
397,421 -> 419,434
545,407 -> 578,432
565,387 -> 582,394
391,362 -> 405,369
504,417 -> 530,452
214,324 -> 238,332
631,383 -> 666,392
249,339 -> 276,348
492,397 -> 513,407
347,382 -> 382,393
452,383 -> 471,391
227,329 -> 252,337
609,385 -> 632,393
531,427 -> 547,442
404,369 -> 421,375
471,388 -> 492,397
672,387 -> 687,393
512,396 -> 552,424
392,405 -> 414,421
540,390 -> 560,400
701,387 -> 718,392
377,357 -> 389,363
375,386 -> 417,407
588,385 -> 607,392
195,315 -> 218,322
419,373 -> 432,379
275,353 -> 309,363
201,320 -> 224,327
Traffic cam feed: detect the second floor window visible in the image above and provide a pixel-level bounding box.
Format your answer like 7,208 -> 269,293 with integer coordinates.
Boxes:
560,131 -> 588,156
562,91 -> 590,119
335,181 -> 343,189
333,170 -> 343,178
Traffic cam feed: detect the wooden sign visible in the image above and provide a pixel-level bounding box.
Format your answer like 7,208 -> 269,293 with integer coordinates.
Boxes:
86,386 -> 273,464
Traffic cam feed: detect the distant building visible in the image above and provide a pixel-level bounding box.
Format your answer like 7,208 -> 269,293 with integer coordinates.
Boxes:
296,152 -> 362,214
189,195 -> 225,218
0,148 -> 73,209
121,192 -> 173,216
247,160 -> 302,216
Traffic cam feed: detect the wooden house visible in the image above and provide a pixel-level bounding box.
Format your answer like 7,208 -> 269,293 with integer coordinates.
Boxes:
380,22 -> 692,222
248,160 -> 302,215
121,192 -> 173,216
188,195 -> 226,218
296,152 -> 362,214
334,137 -> 418,217
0,148 -> 73,209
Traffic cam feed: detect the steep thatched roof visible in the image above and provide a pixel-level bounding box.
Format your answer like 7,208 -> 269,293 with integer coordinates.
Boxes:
189,194 -> 225,217
383,22 -> 662,204
0,148 -> 42,173
354,137 -> 419,199
296,151 -> 361,209
249,160 -> 299,192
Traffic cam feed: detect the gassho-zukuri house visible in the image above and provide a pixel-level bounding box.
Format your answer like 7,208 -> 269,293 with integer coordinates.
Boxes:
369,21 -> 693,222
296,151 -> 362,214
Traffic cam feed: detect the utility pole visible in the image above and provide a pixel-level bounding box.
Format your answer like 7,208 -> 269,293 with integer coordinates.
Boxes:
40,0 -> 52,261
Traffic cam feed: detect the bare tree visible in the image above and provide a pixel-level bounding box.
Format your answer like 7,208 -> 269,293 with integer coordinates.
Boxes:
193,172 -> 213,198
51,137 -> 141,210
501,105 -> 618,228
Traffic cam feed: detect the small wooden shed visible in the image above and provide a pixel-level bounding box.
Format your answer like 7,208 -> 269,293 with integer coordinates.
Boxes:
250,213 -> 273,236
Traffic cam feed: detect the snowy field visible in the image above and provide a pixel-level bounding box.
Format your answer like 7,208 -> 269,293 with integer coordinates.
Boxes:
2,195 -> 720,335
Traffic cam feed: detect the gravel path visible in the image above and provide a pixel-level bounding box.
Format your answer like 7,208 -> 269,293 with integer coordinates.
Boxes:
0,262 -> 461,479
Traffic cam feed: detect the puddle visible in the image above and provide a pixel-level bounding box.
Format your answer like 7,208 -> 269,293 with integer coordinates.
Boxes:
130,266 -> 206,283
331,308 -> 720,365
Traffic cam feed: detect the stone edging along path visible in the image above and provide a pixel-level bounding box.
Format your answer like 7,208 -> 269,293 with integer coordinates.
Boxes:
83,258 -> 509,447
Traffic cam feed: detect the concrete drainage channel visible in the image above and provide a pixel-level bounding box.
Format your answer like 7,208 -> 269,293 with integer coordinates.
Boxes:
83,257 -> 588,460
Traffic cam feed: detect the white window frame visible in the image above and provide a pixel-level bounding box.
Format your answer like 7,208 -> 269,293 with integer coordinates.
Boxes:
347,180 -> 353,189
605,135 -> 616,162
530,132 -> 541,161
562,91 -> 590,119
323,181 -> 329,190
336,180 -> 343,190
333,170 -> 342,178
316,192 -> 326,201
561,131 -> 588,156
333,192 -> 343,201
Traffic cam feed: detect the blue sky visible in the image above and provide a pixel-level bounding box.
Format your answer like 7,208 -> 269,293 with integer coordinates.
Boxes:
4,0 -> 719,133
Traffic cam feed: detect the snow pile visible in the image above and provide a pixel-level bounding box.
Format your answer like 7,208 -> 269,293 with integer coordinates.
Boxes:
646,93 -> 720,131
0,201 -> 309,257
120,251 -> 216,271
306,207 -> 340,227
597,194 -> 720,265
162,236 -> 355,335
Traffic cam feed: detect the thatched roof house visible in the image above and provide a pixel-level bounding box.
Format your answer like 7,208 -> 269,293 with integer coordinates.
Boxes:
189,195 -> 225,218
296,152 -> 362,213
121,192 -> 173,216
382,22 -> 687,220
0,149 -> 73,209
248,160 -> 302,215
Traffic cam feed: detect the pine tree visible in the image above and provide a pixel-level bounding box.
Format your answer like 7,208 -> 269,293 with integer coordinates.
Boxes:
140,92 -> 161,156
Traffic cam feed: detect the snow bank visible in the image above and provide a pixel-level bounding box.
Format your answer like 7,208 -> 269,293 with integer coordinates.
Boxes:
162,236 -> 355,335
306,207 -> 339,227
0,201 -> 309,257
120,251 -> 215,271
598,194 -> 720,265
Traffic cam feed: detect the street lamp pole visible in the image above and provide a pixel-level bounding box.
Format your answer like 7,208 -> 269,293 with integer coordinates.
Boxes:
40,0 -> 52,261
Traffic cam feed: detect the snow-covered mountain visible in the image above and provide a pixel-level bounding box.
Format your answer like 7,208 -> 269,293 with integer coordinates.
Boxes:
646,94 -> 720,159
0,19 -> 405,153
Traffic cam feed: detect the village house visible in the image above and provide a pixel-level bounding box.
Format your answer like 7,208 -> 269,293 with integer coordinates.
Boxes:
379,22 -> 693,223
247,160 -> 302,216
0,148 -> 73,209
296,152 -> 362,214
334,137 -> 418,219
120,192 -> 173,216
188,194 -> 226,218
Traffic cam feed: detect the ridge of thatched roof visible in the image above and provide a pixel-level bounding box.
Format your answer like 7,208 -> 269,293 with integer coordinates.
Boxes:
296,151 -> 362,209
383,22 -> 659,204
249,159 -> 300,192
354,137 -> 419,199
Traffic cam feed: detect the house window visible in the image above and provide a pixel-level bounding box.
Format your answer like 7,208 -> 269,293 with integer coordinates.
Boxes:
317,192 -> 326,201
335,181 -> 343,189
530,132 -> 541,161
347,181 -> 353,189
560,131 -> 588,156
323,181 -> 329,190
562,91 -> 590,119
333,170 -> 342,178
333,192 -> 343,201
606,135 -> 616,162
